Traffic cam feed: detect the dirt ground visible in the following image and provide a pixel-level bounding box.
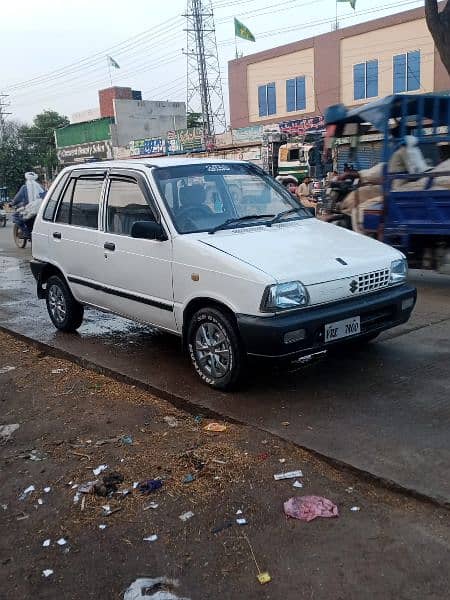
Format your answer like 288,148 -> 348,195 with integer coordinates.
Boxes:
1,330 -> 449,600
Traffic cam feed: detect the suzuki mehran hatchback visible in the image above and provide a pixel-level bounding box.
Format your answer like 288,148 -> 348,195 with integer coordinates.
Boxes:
31,159 -> 416,390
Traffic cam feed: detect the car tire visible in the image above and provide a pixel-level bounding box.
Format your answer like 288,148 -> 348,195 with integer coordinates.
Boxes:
188,307 -> 244,391
46,275 -> 84,332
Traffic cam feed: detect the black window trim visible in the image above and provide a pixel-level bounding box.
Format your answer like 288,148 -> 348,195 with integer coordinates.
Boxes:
103,168 -> 168,237
43,172 -> 70,222
54,169 -> 108,229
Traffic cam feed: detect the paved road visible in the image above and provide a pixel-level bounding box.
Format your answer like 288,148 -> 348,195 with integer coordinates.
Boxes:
1,221 -> 450,503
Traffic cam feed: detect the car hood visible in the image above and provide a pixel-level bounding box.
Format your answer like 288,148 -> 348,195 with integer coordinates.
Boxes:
198,218 -> 400,285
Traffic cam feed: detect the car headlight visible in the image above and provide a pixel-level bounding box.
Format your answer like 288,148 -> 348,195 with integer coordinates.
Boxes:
261,281 -> 309,312
390,258 -> 408,284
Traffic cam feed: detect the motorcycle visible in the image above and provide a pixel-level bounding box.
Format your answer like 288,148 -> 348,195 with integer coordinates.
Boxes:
12,211 -> 34,249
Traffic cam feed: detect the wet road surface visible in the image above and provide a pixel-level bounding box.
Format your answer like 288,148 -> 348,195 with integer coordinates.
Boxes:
1,222 -> 450,503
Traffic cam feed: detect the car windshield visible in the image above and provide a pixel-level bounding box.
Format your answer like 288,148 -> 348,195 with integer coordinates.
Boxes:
152,162 -> 311,234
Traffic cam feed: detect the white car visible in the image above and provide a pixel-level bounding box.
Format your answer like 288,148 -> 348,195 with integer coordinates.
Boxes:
31,159 -> 416,390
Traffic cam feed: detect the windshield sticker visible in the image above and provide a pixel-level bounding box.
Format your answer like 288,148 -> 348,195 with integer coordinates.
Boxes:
206,164 -> 232,172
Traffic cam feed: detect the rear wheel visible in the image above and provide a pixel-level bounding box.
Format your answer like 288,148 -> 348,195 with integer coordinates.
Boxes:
0,216 -> 6,228
46,275 -> 84,332
187,307 -> 244,390
13,224 -> 27,248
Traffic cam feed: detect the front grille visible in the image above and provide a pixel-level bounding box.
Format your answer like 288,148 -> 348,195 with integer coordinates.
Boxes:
357,269 -> 390,294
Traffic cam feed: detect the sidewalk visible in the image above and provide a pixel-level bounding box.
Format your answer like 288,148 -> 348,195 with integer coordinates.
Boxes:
0,330 -> 449,600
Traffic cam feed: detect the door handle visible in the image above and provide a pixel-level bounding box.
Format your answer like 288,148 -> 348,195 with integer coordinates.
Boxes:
52,232 -> 61,239
104,242 -> 115,251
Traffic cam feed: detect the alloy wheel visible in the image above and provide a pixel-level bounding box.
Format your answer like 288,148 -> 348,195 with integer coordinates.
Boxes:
48,284 -> 67,325
194,321 -> 231,379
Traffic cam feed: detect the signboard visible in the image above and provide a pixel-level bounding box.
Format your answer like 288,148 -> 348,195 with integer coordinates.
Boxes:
167,127 -> 204,153
130,137 -> 166,156
233,125 -> 263,143
57,140 -> 112,164
278,116 -> 325,136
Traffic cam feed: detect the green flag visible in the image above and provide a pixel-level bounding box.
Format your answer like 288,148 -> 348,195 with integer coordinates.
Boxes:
107,55 -> 120,69
234,18 -> 255,42
337,0 -> 356,8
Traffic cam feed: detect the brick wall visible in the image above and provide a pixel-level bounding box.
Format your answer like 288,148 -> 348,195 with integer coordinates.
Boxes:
98,87 -> 133,118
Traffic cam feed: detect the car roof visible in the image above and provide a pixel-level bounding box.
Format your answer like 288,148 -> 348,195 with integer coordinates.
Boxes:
62,157 -> 247,171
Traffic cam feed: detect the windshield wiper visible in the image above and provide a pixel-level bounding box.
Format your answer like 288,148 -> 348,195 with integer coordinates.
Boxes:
208,214 -> 275,234
267,207 -> 304,226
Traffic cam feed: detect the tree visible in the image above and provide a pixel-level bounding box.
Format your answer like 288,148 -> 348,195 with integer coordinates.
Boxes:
187,112 -> 203,129
20,110 -> 69,181
0,121 -> 34,196
425,0 -> 450,76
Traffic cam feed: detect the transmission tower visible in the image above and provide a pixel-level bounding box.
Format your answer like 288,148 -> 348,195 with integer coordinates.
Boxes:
184,0 -> 227,143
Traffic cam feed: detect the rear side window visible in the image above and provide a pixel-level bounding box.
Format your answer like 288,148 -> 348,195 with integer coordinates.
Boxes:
71,178 -> 103,228
55,176 -> 103,228
43,174 -> 68,221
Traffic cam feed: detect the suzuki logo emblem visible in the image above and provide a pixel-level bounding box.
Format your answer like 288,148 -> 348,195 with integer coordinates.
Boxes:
349,280 -> 358,293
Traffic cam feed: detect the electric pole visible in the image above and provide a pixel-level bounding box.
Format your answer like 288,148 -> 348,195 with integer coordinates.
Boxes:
184,0 -> 226,145
0,94 -> 11,143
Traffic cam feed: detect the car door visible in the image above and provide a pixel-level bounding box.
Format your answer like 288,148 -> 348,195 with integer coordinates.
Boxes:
97,169 -> 176,332
50,169 -> 107,306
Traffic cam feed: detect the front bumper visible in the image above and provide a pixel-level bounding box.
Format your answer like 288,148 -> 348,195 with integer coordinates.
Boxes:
236,283 -> 416,359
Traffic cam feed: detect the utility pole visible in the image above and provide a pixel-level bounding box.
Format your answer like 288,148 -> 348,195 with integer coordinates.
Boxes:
0,94 -> 11,143
184,0 -> 226,145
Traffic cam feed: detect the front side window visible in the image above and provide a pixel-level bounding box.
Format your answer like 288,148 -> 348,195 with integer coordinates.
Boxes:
258,83 -> 276,117
286,76 -> 306,112
106,178 -> 155,236
153,163 -> 311,234
353,60 -> 378,100
393,50 -> 420,93
70,178 -> 103,228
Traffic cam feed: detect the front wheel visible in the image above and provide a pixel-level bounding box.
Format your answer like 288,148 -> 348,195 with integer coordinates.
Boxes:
13,224 -> 27,248
0,216 -> 6,228
187,307 -> 244,390
46,275 -> 84,332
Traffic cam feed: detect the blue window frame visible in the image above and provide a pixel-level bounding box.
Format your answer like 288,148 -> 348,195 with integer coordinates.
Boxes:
258,82 -> 276,117
393,50 -> 421,93
286,76 -> 306,112
353,60 -> 378,101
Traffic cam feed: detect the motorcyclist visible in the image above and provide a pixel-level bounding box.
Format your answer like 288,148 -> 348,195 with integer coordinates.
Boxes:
11,172 -> 45,239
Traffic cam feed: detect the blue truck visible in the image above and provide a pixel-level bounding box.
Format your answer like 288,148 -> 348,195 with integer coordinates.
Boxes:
324,94 -> 450,272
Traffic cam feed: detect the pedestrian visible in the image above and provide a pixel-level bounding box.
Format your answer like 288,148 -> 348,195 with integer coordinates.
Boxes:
296,176 -> 316,214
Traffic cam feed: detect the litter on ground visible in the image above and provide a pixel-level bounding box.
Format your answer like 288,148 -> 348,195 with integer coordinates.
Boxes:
293,480 -> 303,488
163,416 -> 179,428
236,518 -> 247,526
143,502 -> 159,510
284,496 -> 339,522
19,485 -> 35,500
351,506 -> 361,512
143,534 -> 158,542
179,511 -> 194,522
0,365 -> 16,374
203,422 -> 227,432
43,487 -> 51,493
42,569 -> 53,578
42,539 -> 51,547
123,577 -> 190,600
57,538 -> 67,546
0,423 -> 20,441
93,464 -> 108,476
137,479 -> 163,494
274,470 -> 303,481
99,524 -> 107,530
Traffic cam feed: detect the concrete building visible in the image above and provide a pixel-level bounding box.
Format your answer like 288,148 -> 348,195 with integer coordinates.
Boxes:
228,4 -> 450,129
55,87 -> 186,165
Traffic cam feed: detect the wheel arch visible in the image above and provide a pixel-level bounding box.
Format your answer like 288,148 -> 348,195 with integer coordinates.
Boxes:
35,262 -> 70,299
182,297 -> 239,350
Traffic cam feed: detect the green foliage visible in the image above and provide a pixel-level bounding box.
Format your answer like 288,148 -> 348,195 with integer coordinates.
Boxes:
20,110 -> 69,180
0,110 -> 69,195
187,112 -> 203,129
0,121 -> 33,196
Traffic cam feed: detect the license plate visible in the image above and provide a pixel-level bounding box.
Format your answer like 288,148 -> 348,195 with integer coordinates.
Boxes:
325,316 -> 360,343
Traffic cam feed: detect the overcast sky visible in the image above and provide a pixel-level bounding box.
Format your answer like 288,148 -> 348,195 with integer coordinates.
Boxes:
1,0 -> 424,124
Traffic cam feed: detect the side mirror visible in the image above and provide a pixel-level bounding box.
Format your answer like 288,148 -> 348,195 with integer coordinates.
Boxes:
131,221 -> 167,241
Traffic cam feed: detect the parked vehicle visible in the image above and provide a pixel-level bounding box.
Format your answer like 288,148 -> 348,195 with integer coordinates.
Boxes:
31,159 -> 416,390
324,94 -> 450,271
